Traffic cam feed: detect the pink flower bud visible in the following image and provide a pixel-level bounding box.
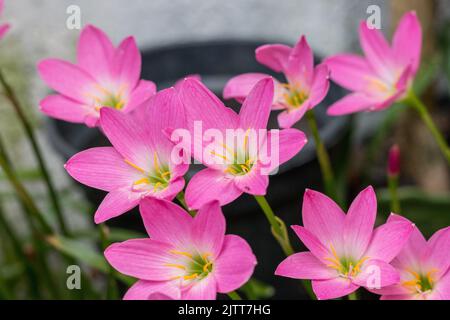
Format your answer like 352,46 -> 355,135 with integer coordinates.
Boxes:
388,144 -> 400,176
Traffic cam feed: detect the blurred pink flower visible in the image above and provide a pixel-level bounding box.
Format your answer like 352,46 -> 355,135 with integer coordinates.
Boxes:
65,88 -> 187,223
373,215 -> 450,300
275,186 -> 415,300
388,144 -> 400,176
38,25 -> 156,127
224,36 -> 330,128
177,77 -> 307,209
0,0 -> 10,40
325,11 -> 422,115
105,199 -> 257,300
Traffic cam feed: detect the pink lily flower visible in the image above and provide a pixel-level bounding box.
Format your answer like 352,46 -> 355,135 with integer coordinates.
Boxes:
223,36 -> 330,128
373,214 -> 450,300
177,77 -> 307,209
325,11 -> 422,115
65,88 -> 188,223
275,186 -> 415,300
0,0 -> 10,40
105,198 -> 257,300
38,25 -> 156,127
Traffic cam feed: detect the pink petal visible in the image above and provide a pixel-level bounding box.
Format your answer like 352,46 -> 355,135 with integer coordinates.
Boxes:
308,64 -> 330,107
392,11 -> 422,75
343,186 -> 377,259
104,239 -> 176,281
369,283 -> 410,296
233,166 -> 269,196
277,106 -> 309,129
65,147 -> 139,192
153,176 -> 185,202
327,93 -> 377,116
239,77 -> 273,130
124,80 -> 157,112
423,226 -> 450,279
353,259 -> 400,289
76,25 -> 115,80
181,276 -> 217,300
112,36 -> 141,89
37,59 -> 96,102
124,280 -> 180,300
215,235 -> 257,293
185,168 -> 242,210
358,21 -> 395,80
40,94 -> 87,124
301,189 -> 345,250
291,226 -> 332,265
275,251 -> 335,280
191,201 -> 225,257
434,271 -> 450,300
380,294 -> 413,300
0,24 -> 9,40
325,54 -> 375,92
223,73 -> 272,101
312,278 -> 358,300
364,220 -> 415,262
255,44 -> 291,72
139,198 -> 193,247
285,36 -> 314,86
94,188 -> 141,223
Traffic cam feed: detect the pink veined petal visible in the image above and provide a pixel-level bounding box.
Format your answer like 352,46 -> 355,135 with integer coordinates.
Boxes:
40,94 -> 87,124
37,59 -> 96,102
123,280 -> 180,300
104,239 -> 177,281
423,226 -> 450,279
369,283 -> 411,296
327,92 -> 377,116
275,251 -> 336,280
325,54 -> 375,92
352,259 -> 400,289
214,235 -> 257,293
223,73 -> 272,102
308,64 -> 330,107
179,77 -> 239,131
139,198 -> 193,246
358,21 -> 395,80
123,79 -> 157,113
387,214 -> 427,271
239,77 -> 273,130
285,36 -> 314,86
255,44 -> 292,72
191,201 -> 226,257
370,90 -> 404,112
185,168 -> 243,210
301,189 -> 346,250
76,25 -> 115,80
312,278 -> 358,300
174,74 -> 201,90
291,226 -> 334,265
433,271 -> 450,300
0,24 -> 9,40
380,294 -> 414,300
94,188 -> 142,223
392,11 -> 422,75
364,220 -> 415,262
99,108 -> 153,168
112,36 -> 141,90
233,165 -> 269,196
264,128 -> 307,171
277,106 -> 309,129
65,147 -> 139,192
343,186 -> 377,259
85,115 -> 99,128
181,276 -> 217,300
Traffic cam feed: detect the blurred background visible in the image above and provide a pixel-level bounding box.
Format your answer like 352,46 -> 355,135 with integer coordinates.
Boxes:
0,0 -> 449,299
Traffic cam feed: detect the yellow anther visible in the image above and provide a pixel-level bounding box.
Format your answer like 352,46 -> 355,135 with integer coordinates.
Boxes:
169,250 -> 193,258
240,165 -> 249,173
183,273 -> 198,280
164,263 -> 186,270
133,177 -> 150,185
161,171 -> 171,178
243,128 -> 251,150
203,262 -> 213,273
153,182 -> 162,192
153,152 -> 161,173
124,159 -> 146,173
210,150 -> 229,161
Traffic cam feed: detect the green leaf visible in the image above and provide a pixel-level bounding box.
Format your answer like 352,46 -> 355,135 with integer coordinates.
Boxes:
240,278 -> 275,300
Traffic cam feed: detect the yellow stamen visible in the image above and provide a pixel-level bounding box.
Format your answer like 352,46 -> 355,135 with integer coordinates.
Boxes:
164,263 -> 186,270
124,159 -> 146,173
133,177 -> 150,185
153,152 -> 161,174
161,171 -> 171,178
243,128 -> 251,150
183,273 -> 198,280
210,150 -> 229,161
203,262 -> 212,272
153,182 -> 162,192
169,250 -> 193,258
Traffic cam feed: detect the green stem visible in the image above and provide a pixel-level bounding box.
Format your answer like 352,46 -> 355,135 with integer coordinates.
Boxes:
99,224 -> 119,300
388,175 -> 401,214
306,110 -> 337,200
227,291 -> 242,300
176,191 -> 196,217
348,291 -> 358,300
404,90 -> 450,165
0,68 -> 69,235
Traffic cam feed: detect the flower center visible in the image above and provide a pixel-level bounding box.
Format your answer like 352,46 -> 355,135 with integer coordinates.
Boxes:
281,83 -> 309,109
324,243 -> 368,278
87,84 -> 127,112
125,152 -> 171,194
165,250 -> 213,282
402,269 -> 437,294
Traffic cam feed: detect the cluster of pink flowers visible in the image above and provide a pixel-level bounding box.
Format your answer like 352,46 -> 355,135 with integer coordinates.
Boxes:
36,11 -> 450,300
